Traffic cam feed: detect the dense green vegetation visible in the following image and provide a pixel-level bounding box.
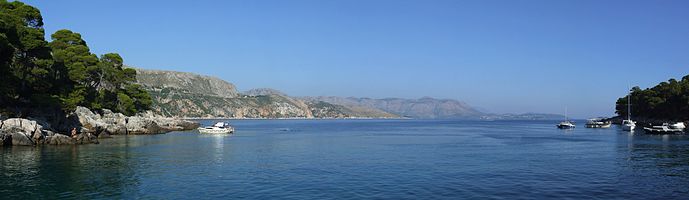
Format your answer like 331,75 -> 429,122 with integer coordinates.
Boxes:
0,1 -> 150,117
616,75 -> 689,121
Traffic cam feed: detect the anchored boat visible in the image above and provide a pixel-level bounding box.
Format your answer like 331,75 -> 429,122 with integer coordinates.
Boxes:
585,118 -> 611,128
621,91 -> 636,132
557,121 -> 576,129
557,107 -> 575,129
643,123 -> 684,134
198,122 -> 235,134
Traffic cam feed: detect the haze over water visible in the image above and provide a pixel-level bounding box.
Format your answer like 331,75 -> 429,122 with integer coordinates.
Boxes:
2,120 -> 688,199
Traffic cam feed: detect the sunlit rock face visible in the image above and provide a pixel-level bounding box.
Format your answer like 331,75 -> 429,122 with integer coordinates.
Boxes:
134,68 -> 398,119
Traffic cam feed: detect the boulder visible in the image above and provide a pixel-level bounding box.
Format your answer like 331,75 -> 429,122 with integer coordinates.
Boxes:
1,118 -> 43,138
32,130 -> 45,144
44,134 -> 75,145
75,133 -> 99,144
10,132 -> 34,146
101,109 -> 128,134
0,115 -> 106,145
0,131 -> 11,146
73,107 -> 105,133
125,116 -> 162,134
70,106 -> 199,135
27,117 -> 53,132
176,120 -> 200,130
44,130 -> 56,136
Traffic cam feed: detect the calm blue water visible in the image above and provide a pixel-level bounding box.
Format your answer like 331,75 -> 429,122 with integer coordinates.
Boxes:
2,120 -> 689,199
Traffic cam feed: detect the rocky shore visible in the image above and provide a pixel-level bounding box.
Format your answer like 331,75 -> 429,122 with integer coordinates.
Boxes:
0,107 -> 199,146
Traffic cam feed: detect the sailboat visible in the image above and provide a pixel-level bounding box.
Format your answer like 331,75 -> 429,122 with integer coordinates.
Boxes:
621,92 -> 636,131
557,107 -> 576,129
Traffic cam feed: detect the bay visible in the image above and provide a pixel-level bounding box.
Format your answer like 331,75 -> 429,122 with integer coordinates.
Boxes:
2,120 -> 689,199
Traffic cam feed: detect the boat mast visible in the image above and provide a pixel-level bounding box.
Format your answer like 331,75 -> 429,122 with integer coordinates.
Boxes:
627,92 -> 631,121
565,107 -> 568,122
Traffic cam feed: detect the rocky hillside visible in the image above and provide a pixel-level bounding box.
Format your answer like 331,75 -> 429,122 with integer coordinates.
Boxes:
136,69 -> 239,98
135,69 -> 398,118
301,96 -> 484,119
135,68 -> 565,119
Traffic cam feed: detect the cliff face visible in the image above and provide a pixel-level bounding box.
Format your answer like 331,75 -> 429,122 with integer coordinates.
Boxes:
136,69 -> 239,98
135,69 -> 398,118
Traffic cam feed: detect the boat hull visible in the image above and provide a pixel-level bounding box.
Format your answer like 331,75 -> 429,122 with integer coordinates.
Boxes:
622,125 -> 635,131
557,124 -> 575,129
586,123 -> 611,128
198,127 -> 234,134
643,127 -> 683,134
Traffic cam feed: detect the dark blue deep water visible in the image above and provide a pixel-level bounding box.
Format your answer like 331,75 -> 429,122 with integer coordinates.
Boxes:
2,120 -> 689,199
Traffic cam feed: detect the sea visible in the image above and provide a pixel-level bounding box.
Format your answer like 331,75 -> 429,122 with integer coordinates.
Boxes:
1,119 -> 689,199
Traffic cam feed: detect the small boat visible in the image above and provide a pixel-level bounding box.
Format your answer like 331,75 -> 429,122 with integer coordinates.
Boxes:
621,91 -> 636,132
643,123 -> 684,134
557,121 -> 576,129
198,122 -> 235,134
557,107 -> 575,129
585,118 -> 612,128
622,120 -> 636,131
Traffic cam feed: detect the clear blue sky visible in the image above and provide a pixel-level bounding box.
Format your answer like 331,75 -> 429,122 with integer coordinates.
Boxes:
25,0 -> 689,118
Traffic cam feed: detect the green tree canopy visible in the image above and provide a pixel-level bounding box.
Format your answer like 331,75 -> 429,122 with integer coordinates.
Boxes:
616,75 -> 689,121
1,0 -> 151,117
0,0 -> 55,115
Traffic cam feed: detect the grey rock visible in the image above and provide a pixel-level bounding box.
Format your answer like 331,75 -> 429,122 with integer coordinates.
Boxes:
101,109 -> 127,134
71,106 -> 198,135
0,131 -> 11,146
1,118 -> 43,139
10,132 -> 34,146
75,133 -> 98,144
45,134 -> 75,145
44,130 -> 56,136
32,130 -> 45,144
73,107 -> 104,133
125,116 -> 162,134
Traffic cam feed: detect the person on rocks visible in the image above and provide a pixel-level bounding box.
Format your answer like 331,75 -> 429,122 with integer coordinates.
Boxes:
71,128 -> 78,139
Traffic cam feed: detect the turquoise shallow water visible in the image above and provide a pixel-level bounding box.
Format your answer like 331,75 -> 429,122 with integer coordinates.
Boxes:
2,120 -> 689,199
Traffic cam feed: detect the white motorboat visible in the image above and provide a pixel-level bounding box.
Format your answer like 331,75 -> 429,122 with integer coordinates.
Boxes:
557,107 -> 575,129
557,121 -> 576,129
198,122 -> 235,134
621,91 -> 636,132
643,123 -> 684,134
586,118 -> 611,128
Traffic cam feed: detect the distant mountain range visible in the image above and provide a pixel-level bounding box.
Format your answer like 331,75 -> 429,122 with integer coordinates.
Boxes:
134,68 -> 563,120
300,96 -> 483,119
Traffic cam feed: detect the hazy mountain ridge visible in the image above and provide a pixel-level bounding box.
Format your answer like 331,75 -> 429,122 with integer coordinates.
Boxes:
300,96 -> 484,119
135,68 -> 561,119
135,69 -> 397,118
480,113 -> 566,120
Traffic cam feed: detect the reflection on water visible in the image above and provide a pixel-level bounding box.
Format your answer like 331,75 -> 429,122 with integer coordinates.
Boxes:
1,120 -> 689,199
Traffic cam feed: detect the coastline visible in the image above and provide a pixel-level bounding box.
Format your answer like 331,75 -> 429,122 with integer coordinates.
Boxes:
183,117 -> 411,120
0,107 -> 199,146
